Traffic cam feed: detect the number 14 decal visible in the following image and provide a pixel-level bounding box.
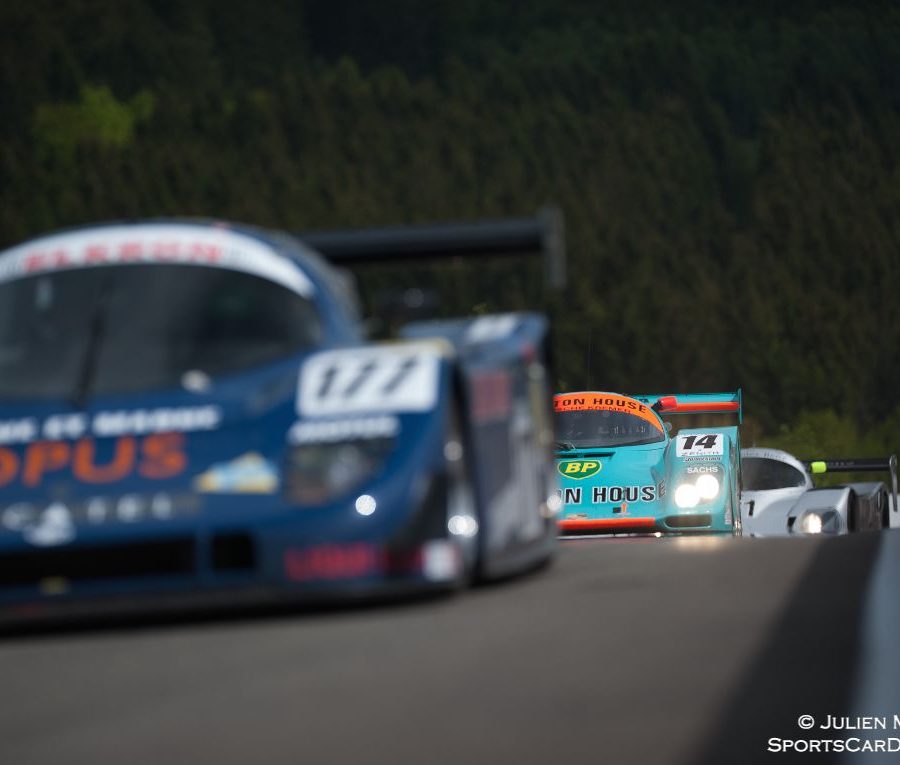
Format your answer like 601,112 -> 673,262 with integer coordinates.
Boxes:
676,433 -> 724,456
680,434 -> 718,451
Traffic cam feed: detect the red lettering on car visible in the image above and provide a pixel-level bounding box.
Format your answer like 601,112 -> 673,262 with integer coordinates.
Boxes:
0,448 -> 19,487
73,437 -> 137,483
138,433 -> 187,479
22,441 -> 71,487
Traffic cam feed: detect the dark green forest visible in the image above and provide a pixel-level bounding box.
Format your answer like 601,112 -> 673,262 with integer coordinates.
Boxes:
1,0 -> 898,461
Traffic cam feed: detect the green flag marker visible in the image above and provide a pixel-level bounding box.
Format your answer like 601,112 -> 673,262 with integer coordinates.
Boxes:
810,461 -> 827,474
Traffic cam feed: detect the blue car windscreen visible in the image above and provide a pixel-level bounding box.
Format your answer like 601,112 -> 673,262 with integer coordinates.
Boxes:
0,265 -> 322,400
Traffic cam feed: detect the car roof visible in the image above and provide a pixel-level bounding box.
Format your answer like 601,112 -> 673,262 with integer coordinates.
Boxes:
742,447 -> 809,475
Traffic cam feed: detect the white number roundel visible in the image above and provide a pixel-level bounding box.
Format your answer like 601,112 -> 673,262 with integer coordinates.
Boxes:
298,345 -> 442,416
676,433 -> 724,457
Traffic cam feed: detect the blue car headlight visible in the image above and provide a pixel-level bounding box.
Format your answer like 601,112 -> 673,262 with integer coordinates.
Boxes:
284,437 -> 396,505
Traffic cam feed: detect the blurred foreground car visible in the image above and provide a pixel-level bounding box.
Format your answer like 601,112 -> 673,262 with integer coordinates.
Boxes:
740,448 -> 898,536
554,391 -> 742,535
0,213 -> 564,621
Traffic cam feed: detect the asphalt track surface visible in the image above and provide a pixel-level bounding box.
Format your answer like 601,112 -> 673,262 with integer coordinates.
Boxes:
1,531 -> 898,765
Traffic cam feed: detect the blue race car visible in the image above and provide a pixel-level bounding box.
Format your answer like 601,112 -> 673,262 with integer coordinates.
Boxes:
0,213 -> 564,620
554,391 -> 743,535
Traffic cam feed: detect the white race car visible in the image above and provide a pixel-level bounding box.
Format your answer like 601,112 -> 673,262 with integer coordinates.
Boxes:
740,448 -> 898,536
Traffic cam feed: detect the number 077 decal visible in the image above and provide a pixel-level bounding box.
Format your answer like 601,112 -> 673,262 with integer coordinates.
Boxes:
676,433 -> 724,457
297,345 -> 442,416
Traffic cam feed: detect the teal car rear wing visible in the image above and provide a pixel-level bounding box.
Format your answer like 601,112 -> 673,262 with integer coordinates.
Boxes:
633,390 -> 743,424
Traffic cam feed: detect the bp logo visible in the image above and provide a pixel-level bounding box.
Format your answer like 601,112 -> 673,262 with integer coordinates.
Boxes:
557,460 -> 602,479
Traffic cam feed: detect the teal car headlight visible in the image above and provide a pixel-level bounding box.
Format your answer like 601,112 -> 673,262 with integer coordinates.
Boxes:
674,483 -> 700,508
695,473 -> 720,500
284,437 -> 396,505
674,473 -> 721,508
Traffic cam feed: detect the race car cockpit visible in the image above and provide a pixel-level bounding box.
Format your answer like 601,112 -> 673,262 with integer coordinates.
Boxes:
554,407 -> 665,449
742,455 -> 809,491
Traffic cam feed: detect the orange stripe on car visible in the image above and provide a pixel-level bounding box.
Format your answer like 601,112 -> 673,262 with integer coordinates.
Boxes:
558,517 -> 657,531
553,392 -> 662,431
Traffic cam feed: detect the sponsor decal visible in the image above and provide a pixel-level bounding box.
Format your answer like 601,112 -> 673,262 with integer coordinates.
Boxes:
591,485 -> 657,504
2,493 -> 198,546
194,453 -> 279,494
91,407 -> 221,438
563,487 -> 583,504
470,370 -> 512,423
557,484 -> 658,505
284,543 -> 385,582
298,344 -> 441,416
676,433 -> 724,457
283,543 -> 456,583
555,393 -> 649,414
288,415 -> 400,444
0,406 -> 221,447
0,224 -> 315,297
553,393 -> 663,432
0,418 -> 38,444
0,433 -> 187,488
20,503 -> 74,547
558,460 -> 602,479
687,465 -> 720,474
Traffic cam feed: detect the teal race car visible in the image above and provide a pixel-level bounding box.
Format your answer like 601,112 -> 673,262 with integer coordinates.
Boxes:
554,391 -> 743,535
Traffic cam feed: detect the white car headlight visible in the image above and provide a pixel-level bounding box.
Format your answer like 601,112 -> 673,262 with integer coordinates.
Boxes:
799,511 -> 823,534
674,483 -> 700,508
696,473 -> 720,500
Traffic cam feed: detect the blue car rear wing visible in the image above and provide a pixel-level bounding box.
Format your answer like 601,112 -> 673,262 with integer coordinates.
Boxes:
632,390 -> 743,424
804,456 -> 898,518
297,207 -> 566,289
